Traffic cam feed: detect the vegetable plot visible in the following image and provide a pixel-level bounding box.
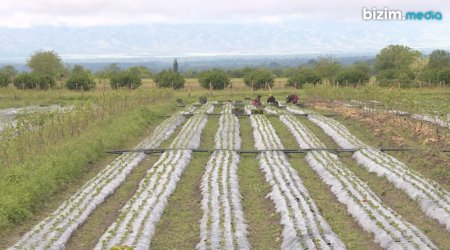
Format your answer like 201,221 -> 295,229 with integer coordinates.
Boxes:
275,108 -> 437,249
197,104 -> 250,250
94,103 -> 213,250
296,106 -> 450,232
9,107 -> 193,250
247,105 -> 345,250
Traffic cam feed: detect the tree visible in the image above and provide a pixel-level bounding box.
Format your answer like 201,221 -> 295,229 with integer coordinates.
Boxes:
375,45 -> 421,72
243,69 -> 274,89
313,56 -> 341,80
0,72 -> 8,87
153,69 -> 185,89
27,50 -> 63,79
198,69 -> 230,90
428,49 -> 450,69
173,59 -> 179,73
109,68 -> 142,89
287,68 -> 321,88
0,65 -> 17,82
66,65 -> 96,90
375,45 -> 422,87
13,72 -> 55,90
336,68 -> 369,85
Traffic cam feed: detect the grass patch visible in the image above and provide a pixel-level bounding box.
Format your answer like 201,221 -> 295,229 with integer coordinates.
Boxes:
238,117 -> 282,249
0,102 -> 176,232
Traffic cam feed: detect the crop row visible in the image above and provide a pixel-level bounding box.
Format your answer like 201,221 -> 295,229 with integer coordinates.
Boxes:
197,104 -> 250,249
9,106 -> 196,250
247,105 -> 345,250
94,103 -> 213,250
274,106 -> 436,249
293,106 -> 450,232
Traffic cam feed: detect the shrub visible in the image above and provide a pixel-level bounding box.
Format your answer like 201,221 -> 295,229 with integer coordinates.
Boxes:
14,72 -> 55,90
110,69 -> 142,89
198,68 -> 230,90
0,72 -> 9,87
243,69 -> 274,89
287,68 -> 321,88
438,67 -> 450,84
66,65 -> 96,90
336,69 -> 369,85
153,69 -> 185,89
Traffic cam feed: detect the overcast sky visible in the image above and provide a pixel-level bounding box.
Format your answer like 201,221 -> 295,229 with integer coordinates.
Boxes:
0,0 -> 449,61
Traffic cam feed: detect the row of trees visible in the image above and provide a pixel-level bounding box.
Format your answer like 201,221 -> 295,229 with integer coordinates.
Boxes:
2,46 -> 450,91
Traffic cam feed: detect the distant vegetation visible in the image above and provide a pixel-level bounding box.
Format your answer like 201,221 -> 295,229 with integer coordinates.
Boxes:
1,45 -> 450,90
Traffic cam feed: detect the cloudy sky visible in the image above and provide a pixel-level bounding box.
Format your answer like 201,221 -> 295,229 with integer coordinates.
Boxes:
0,0 -> 449,62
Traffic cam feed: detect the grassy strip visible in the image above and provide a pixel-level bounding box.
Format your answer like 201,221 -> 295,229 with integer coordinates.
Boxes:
268,117 -> 381,249
238,117 -> 282,249
150,111 -> 218,248
0,102 -> 176,232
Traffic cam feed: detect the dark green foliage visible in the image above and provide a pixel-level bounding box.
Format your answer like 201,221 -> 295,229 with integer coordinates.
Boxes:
66,65 -> 96,90
377,69 -> 415,87
336,68 -> 369,85
153,69 -> 185,89
173,59 -> 179,73
0,72 -> 9,87
109,68 -> 142,89
428,50 -> 450,69
418,69 -> 441,84
438,67 -> 450,84
243,69 -> 274,89
287,68 -> 321,88
198,68 -> 230,90
0,65 -> 18,82
13,72 -> 55,90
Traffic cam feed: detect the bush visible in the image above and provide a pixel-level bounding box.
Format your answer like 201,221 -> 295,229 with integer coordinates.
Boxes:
110,69 -> 142,89
417,68 -> 440,84
243,69 -> 274,89
377,69 -> 415,87
66,65 -> 96,90
0,72 -> 9,87
14,72 -> 55,90
287,68 -> 321,88
153,69 -> 185,89
439,67 -> 450,84
198,69 -> 230,90
336,69 -> 369,85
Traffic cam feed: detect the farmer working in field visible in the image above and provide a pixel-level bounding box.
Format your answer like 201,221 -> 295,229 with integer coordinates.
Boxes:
252,95 -> 262,107
267,94 -> 279,106
286,94 -> 299,104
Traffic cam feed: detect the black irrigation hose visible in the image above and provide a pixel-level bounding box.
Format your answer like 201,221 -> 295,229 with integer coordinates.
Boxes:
107,147 -> 443,155
159,113 -> 339,118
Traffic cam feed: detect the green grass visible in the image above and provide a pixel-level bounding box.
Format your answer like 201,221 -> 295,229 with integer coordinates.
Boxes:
0,101 -> 177,232
238,117 -> 282,249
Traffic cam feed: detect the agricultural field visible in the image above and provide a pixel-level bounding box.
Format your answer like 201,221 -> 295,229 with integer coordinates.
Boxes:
0,83 -> 449,250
